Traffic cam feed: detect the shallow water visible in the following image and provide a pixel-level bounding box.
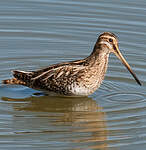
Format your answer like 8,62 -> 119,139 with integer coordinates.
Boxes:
0,0 -> 146,150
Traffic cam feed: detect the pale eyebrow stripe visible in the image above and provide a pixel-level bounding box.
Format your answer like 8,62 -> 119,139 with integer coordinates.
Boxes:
101,35 -> 114,39
99,41 -> 113,49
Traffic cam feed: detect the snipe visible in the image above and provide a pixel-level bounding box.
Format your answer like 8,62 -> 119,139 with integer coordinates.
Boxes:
2,32 -> 141,96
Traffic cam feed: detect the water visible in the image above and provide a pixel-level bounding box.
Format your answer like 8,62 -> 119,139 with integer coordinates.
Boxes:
0,0 -> 146,149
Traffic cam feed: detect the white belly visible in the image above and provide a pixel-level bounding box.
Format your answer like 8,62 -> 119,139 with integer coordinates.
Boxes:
67,82 -> 98,96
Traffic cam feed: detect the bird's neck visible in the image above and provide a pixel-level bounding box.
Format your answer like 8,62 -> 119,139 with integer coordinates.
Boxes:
85,43 -> 110,67
82,43 -> 110,91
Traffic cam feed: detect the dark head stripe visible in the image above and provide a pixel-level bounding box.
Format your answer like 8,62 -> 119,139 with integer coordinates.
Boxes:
99,32 -> 118,39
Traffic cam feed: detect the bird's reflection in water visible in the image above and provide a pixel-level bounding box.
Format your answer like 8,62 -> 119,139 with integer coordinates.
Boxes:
2,95 -> 108,150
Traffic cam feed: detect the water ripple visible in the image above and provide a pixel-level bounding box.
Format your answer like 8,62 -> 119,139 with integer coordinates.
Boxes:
104,92 -> 145,104
0,0 -> 146,150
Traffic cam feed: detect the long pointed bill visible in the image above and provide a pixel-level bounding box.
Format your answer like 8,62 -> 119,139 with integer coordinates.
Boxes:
114,45 -> 141,86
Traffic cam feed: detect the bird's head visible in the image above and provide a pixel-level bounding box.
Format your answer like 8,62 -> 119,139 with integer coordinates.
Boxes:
96,32 -> 141,86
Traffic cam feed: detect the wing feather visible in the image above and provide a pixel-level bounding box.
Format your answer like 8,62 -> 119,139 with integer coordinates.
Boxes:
31,64 -> 85,83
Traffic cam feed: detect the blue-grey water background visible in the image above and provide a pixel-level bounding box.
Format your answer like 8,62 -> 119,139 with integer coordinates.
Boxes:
0,0 -> 146,150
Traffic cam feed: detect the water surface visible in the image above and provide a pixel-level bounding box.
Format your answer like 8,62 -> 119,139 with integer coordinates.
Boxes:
0,0 -> 146,150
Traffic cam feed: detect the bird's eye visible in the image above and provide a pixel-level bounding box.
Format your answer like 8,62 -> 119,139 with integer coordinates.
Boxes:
109,38 -> 113,42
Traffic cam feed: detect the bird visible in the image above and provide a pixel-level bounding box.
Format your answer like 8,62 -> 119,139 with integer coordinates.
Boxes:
2,32 -> 141,96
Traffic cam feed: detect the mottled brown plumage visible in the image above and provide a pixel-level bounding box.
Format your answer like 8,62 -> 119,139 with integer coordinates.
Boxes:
2,32 -> 141,96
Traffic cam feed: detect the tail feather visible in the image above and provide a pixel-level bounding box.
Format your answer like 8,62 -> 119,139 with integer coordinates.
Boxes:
2,70 -> 33,85
12,70 -> 32,81
2,78 -> 26,85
